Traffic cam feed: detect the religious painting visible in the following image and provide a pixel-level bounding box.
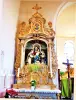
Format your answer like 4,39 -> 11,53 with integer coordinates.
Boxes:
25,40 -> 47,65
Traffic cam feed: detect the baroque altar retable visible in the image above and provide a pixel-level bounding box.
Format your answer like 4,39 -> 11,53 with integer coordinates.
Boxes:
13,4 -> 58,94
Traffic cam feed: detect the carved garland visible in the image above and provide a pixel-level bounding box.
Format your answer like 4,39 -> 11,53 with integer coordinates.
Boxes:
51,42 -> 58,78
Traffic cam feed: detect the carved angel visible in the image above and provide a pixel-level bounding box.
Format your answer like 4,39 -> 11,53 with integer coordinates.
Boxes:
45,21 -> 56,39
19,22 -> 26,35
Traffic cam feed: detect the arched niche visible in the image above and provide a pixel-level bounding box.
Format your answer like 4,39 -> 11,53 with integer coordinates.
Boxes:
20,36 -> 49,69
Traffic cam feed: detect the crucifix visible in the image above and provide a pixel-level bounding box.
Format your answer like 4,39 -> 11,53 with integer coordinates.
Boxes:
32,4 -> 42,12
62,59 -> 73,98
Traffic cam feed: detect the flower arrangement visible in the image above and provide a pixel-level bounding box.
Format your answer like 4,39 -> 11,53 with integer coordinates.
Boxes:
31,80 -> 36,87
31,80 -> 36,90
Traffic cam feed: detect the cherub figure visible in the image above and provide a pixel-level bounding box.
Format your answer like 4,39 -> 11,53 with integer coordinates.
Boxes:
19,22 -> 26,35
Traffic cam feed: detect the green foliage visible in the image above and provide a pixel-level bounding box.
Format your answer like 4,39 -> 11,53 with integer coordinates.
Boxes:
28,64 -> 40,72
31,80 -> 36,86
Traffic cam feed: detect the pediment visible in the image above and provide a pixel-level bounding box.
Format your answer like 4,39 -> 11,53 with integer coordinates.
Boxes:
17,4 -> 55,40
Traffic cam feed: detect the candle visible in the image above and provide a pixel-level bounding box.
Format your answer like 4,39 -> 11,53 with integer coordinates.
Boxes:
17,68 -> 20,77
50,65 -> 52,77
51,67 -> 52,77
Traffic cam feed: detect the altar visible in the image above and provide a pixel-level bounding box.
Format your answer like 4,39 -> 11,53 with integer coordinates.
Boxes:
8,88 -> 61,99
13,4 -> 60,99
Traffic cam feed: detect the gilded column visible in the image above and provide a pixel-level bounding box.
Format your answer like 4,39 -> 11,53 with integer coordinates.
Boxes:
20,40 -> 25,68
48,39 -> 52,77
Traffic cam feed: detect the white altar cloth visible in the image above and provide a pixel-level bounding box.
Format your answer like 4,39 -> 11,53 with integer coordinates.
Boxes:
7,88 -> 61,99
12,88 -> 61,94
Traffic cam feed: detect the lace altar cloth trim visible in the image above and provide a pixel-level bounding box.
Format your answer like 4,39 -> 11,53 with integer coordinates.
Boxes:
12,88 -> 61,93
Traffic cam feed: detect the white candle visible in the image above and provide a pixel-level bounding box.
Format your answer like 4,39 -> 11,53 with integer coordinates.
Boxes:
17,68 -> 20,77
50,64 -> 52,77
51,66 -> 52,77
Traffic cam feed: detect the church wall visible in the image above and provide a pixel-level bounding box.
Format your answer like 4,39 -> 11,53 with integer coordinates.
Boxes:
56,36 -> 75,71
0,0 -> 4,67
18,1 -> 62,24
56,3 -> 76,37
0,0 -> 20,89
0,0 -> 5,89
56,3 -> 76,70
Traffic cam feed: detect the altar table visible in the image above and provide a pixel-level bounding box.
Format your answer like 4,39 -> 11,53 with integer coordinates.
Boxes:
11,88 -> 61,99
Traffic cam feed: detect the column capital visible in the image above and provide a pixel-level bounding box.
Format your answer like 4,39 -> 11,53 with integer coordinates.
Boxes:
21,40 -> 25,46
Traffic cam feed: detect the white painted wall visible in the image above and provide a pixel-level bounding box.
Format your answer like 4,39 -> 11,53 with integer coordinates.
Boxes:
0,0 -> 20,89
0,0 -> 3,67
56,3 -> 76,71
56,37 -> 75,71
18,1 -> 62,24
0,0 -> 5,89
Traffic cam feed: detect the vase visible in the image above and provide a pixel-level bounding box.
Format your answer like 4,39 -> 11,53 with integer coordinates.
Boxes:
31,86 -> 35,91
